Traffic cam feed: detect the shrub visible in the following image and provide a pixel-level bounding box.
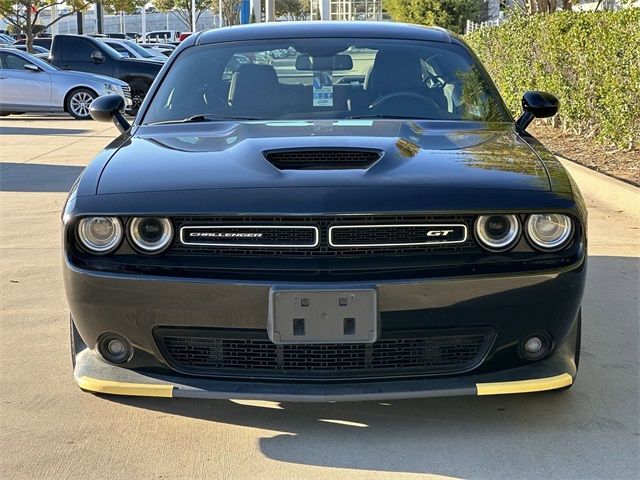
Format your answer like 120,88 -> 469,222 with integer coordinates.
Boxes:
466,10 -> 640,150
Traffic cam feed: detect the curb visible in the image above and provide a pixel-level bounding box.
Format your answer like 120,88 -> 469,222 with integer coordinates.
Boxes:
559,157 -> 640,220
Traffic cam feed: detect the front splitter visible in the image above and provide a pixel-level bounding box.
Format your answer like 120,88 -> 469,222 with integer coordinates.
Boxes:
74,348 -> 575,402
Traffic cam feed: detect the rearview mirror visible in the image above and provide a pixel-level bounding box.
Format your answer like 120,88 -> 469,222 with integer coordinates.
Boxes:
295,54 -> 353,71
516,91 -> 559,131
24,63 -> 40,72
89,94 -> 130,133
90,50 -> 104,63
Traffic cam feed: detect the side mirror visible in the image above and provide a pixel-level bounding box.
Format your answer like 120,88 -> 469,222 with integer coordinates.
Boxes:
89,94 -> 130,133
24,63 -> 40,72
90,50 -> 104,63
516,91 -> 559,131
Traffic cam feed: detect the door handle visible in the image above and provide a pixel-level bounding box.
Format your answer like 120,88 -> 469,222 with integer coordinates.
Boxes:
0,76 -> 7,80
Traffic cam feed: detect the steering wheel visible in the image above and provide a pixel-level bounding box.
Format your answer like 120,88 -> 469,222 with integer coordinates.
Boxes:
369,92 -> 441,112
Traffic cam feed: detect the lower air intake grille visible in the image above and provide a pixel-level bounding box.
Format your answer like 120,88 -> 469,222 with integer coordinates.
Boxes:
156,328 -> 494,379
264,149 -> 382,170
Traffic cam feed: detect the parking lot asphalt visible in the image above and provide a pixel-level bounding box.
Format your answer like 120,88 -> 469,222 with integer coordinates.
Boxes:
1,115 -> 638,480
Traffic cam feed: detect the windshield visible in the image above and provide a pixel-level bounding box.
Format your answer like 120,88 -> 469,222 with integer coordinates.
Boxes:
102,42 -> 124,59
143,38 -> 507,125
126,40 -> 155,58
22,51 -> 58,70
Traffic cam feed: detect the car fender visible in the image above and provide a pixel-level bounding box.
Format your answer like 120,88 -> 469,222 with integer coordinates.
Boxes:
49,75 -> 105,109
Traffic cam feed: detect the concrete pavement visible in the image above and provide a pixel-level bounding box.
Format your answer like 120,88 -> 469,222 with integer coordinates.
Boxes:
1,115 -> 638,480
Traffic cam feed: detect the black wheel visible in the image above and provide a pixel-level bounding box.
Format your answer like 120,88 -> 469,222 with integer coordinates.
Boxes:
65,88 -> 97,120
128,79 -> 150,116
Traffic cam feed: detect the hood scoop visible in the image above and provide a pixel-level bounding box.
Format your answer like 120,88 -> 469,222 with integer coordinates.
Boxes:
264,148 -> 382,170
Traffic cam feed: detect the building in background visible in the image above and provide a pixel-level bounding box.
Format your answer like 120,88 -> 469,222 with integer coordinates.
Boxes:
310,0 -> 383,21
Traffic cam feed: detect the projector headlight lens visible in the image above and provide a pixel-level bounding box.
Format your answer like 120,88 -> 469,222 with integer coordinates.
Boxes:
77,216 -> 123,253
475,214 -> 521,251
526,214 -> 573,250
129,217 -> 173,253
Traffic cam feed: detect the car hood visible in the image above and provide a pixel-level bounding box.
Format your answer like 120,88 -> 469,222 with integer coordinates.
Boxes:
97,120 -> 551,195
54,70 -> 128,87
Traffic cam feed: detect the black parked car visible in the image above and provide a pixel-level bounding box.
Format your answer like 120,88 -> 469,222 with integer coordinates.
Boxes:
15,37 -> 52,50
65,22 -> 586,401
49,35 -> 162,113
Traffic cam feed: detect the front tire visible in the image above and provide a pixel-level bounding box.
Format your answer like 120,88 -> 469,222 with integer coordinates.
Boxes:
66,88 -> 97,120
128,79 -> 150,116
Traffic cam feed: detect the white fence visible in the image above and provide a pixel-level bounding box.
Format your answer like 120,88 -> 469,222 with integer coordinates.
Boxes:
465,16 -> 505,34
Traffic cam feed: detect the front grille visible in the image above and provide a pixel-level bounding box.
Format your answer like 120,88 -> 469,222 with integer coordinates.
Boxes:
329,224 -> 467,247
156,328 -> 494,379
168,215 -> 479,257
264,149 -> 382,170
180,225 -> 318,248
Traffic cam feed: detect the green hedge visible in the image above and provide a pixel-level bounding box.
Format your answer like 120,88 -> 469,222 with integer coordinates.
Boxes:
466,10 -> 640,149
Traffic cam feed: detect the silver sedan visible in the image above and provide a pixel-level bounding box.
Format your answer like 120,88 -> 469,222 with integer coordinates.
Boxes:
0,48 -> 132,120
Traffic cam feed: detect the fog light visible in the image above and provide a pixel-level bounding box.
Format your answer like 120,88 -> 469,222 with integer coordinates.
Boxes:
524,336 -> 542,353
97,333 -> 132,364
107,339 -> 126,355
520,333 -> 552,361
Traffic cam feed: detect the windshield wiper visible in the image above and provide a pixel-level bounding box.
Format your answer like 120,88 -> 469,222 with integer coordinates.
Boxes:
146,113 -> 262,125
347,114 -> 434,120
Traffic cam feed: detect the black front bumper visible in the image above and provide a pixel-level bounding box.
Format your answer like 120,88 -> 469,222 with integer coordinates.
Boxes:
65,252 -> 585,400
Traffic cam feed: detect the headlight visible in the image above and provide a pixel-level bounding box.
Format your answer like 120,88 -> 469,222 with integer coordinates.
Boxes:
129,217 -> 173,253
77,217 -> 123,253
475,214 -> 521,251
526,214 -> 573,250
103,83 -> 118,93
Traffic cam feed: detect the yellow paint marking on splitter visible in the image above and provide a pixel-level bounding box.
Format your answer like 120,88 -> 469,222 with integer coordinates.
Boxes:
76,376 -> 174,397
476,373 -> 573,395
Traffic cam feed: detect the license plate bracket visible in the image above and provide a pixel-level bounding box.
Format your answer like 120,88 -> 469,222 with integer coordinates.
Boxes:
268,287 -> 378,344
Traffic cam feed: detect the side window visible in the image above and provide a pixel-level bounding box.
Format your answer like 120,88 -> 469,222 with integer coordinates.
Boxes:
64,39 -> 97,62
0,52 -> 30,70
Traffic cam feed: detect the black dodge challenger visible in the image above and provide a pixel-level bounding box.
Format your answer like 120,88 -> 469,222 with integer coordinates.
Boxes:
63,22 -> 586,400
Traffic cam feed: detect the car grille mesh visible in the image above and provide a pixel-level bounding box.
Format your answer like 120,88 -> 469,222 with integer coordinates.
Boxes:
180,226 -> 318,247
168,215 -> 479,257
157,328 -> 493,378
330,224 -> 467,247
264,149 -> 382,170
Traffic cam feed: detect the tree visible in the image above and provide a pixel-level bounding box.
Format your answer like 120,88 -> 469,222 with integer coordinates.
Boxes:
384,0 -> 483,34
0,1 -> 140,52
276,0 -> 310,21
210,0 -> 243,26
154,0 -> 210,31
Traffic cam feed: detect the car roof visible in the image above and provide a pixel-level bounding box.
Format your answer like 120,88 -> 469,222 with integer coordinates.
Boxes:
195,21 -> 454,46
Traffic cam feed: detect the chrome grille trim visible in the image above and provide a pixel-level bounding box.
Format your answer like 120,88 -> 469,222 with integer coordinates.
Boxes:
328,224 -> 468,248
179,225 -> 320,248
